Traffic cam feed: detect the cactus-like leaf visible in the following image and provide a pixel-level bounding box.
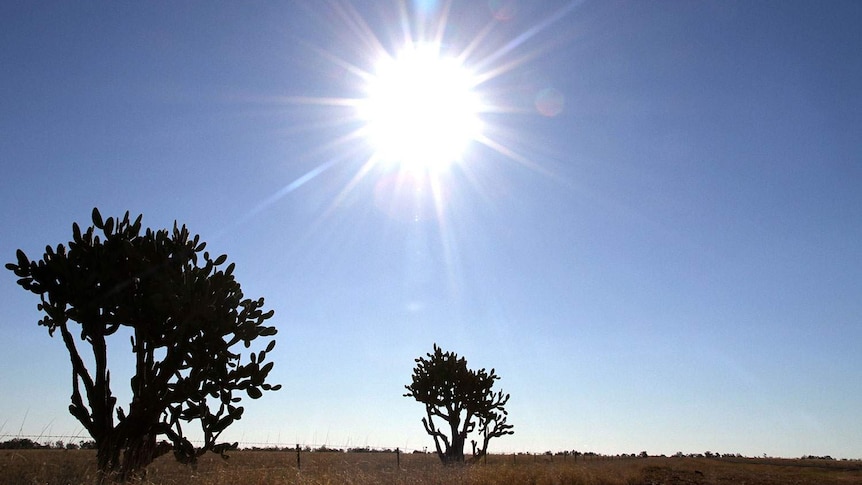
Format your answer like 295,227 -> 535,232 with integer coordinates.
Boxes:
246,387 -> 262,399
92,207 -> 103,228
16,249 -> 29,268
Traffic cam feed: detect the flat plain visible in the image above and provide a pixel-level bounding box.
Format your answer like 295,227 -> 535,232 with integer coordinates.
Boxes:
2,449 -> 861,485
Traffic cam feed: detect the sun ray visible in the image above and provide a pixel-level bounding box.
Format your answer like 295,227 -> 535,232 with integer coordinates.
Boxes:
453,17 -> 499,65
275,96 -> 361,107
478,0 -> 583,71
428,172 -> 462,297
273,1 -> 582,185
328,0 -> 391,64
431,0 -> 454,47
324,155 -> 380,218
474,42 -> 552,85
212,153 -> 348,241
302,42 -> 377,84
205,0 -> 594,326
238,0 -> 586,283
476,134 -> 545,173
396,0 -> 414,47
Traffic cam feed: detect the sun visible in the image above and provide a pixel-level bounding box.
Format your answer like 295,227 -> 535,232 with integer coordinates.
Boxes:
358,43 -> 483,172
264,2 -> 576,220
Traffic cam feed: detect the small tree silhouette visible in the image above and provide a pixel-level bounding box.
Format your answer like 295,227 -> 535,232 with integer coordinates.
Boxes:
404,344 -> 513,464
6,209 -> 281,482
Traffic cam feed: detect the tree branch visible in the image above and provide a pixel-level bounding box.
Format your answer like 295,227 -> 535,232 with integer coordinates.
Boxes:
59,321 -> 96,433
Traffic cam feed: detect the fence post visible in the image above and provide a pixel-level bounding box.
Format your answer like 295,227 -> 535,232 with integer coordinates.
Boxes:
296,444 -> 301,470
396,447 -> 400,469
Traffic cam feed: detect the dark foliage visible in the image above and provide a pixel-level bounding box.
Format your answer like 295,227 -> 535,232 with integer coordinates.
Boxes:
6,209 -> 281,482
0,438 -> 46,449
404,344 -> 513,464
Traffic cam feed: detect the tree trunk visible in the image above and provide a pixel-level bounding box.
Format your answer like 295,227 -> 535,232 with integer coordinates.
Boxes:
447,416 -> 465,464
118,433 -> 157,482
95,432 -> 121,484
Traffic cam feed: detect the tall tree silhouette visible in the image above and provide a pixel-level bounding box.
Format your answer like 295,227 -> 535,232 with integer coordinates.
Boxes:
7,209 -> 281,482
404,344 -> 513,464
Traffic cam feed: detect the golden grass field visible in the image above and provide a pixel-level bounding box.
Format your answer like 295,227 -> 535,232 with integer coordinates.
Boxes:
1,449 -> 861,485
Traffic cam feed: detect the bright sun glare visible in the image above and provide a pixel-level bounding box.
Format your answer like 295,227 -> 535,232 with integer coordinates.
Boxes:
269,1 -> 572,221
359,43 -> 483,172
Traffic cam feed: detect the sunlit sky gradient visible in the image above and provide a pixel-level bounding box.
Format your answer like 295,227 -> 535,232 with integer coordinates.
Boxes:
2,1 -> 861,458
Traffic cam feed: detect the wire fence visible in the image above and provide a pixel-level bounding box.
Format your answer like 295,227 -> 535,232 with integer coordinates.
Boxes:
3,434 -> 857,464
0,433 -> 642,467
0,434 -> 411,453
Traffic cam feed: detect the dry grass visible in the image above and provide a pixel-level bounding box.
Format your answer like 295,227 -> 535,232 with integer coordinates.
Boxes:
2,450 -> 861,485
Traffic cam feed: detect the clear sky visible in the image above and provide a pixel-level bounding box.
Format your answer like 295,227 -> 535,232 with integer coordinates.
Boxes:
1,1 -> 860,459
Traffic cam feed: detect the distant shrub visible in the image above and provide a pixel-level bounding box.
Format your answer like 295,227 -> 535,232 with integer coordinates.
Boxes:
0,438 -> 46,449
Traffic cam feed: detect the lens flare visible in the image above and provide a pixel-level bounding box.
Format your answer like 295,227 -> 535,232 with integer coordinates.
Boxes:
535,87 -> 564,117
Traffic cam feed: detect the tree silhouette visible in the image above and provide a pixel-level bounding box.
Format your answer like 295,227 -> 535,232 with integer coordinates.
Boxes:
6,209 -> 281,482
404,344 -> 513,464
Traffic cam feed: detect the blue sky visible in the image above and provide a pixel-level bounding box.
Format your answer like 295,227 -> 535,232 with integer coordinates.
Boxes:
1,1 -> 860,458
